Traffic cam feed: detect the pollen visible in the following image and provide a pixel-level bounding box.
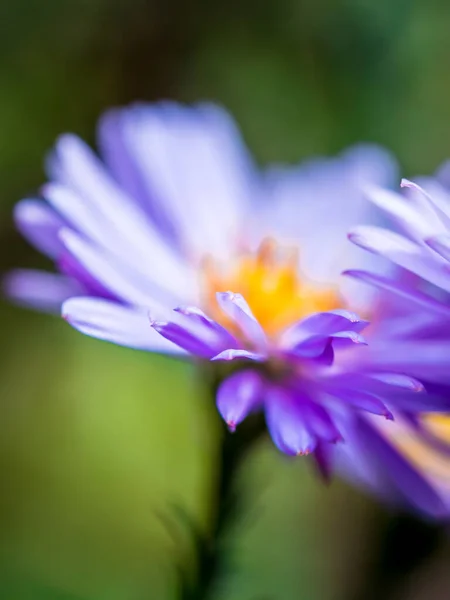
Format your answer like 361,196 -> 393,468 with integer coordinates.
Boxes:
201,238 -> 339,338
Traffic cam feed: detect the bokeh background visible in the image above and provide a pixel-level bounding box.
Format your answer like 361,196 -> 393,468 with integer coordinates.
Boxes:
1,0 -> 450,598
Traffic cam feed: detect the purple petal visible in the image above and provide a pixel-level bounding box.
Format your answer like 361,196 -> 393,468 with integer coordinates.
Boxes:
280,309 -> 368,350
313,442 -> 334,483
260,145 -> 398,285
348,226 -> 450,291
97,107 -> 180,242
343,270 -> 450,316
210,349 -> 266,362
369,373 -> 425,391
282,329 -> 366,360
216,369 -> 264,431
14,199 -> 66,258
59,228 -> 174,310
426,234 -> 450,262
45,136 -> 192,298
265,387 -> 318,456
327,372 -> 450,413
296,398 -> 343,443
330,330 -> 368,347
4,269 -> 82,313
329,387 -> 394,419
364,183 -> 445,241
363,340 -> 450,383
174,306 -> 239,348
58,251 -> 120,301
150,309 -> 233,358
100,102 -> 257,259
355,418 -> 447,517
216,292 -> 267,348
63,297 -> 184,353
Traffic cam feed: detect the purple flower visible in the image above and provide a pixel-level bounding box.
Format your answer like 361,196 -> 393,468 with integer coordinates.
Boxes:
7,102 -> 450,516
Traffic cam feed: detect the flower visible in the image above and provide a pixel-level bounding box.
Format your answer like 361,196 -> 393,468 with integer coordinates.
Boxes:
7,102 -> 450,516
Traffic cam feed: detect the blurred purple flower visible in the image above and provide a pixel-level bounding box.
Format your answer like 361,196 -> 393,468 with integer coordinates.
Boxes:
7,102 -> 450,516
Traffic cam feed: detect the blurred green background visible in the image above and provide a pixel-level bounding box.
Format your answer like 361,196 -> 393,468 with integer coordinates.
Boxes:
1,0 -> 450,598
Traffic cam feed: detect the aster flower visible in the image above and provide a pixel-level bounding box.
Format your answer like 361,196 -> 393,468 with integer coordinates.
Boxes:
7,102 -> 450,517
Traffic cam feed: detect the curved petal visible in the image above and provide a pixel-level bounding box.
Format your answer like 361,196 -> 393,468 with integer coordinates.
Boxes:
216,369 -> 264,431
265,387 -> 318,456
174,306 -> 239,349
280,309 -> 368,348
150,309 -> 234,358
62,297 -> 184,354
216,292 -> 267,348
327,387 -> 394,419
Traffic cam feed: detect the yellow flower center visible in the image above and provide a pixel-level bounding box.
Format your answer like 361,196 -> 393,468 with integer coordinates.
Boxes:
200,238 -> 340,338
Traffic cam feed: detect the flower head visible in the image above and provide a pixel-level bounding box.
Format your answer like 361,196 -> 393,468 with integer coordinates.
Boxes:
8,102 -> 450,516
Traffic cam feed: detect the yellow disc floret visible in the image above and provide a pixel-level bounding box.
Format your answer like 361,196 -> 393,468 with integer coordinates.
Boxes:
201,238 -> 339,338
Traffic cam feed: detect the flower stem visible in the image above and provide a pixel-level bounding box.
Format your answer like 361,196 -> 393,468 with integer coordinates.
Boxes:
183,412 -> 266,600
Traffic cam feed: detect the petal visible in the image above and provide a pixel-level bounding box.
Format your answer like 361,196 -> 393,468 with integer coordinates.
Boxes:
265,387 -> 317,456
14,199 -> 66,258
356,418 -> 447,517
210,349 -> 266,362
58,250 -> 120,301
59,228 -> 173,310
101,102 -> 257,259
45,135 -> 193,299
281,309 -> 368,347
216,292 -> 267,348
401,178 -> 450,225
328,373 -> 450,413
280,312 -> 367,358
364,183 -> 445,241
62,297 -> 183,354
328,387 -> 394,419
426,234 -> 450,262
369,373 -> 425,391
97,108 -> 179,241
313,441 -> 334,483
216,369 -> 264,431
174,306 -> 239,348
151,309 -> 233,358
360,340 -> 450,384
296,398 -> 343,443
343,270 -> 450,317
260,144 -> 398,284
4,269 -> 82,313
349,226 -> 450,291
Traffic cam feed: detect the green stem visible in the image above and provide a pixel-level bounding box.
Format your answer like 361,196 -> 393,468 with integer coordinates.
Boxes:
183,412 -> 266,600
